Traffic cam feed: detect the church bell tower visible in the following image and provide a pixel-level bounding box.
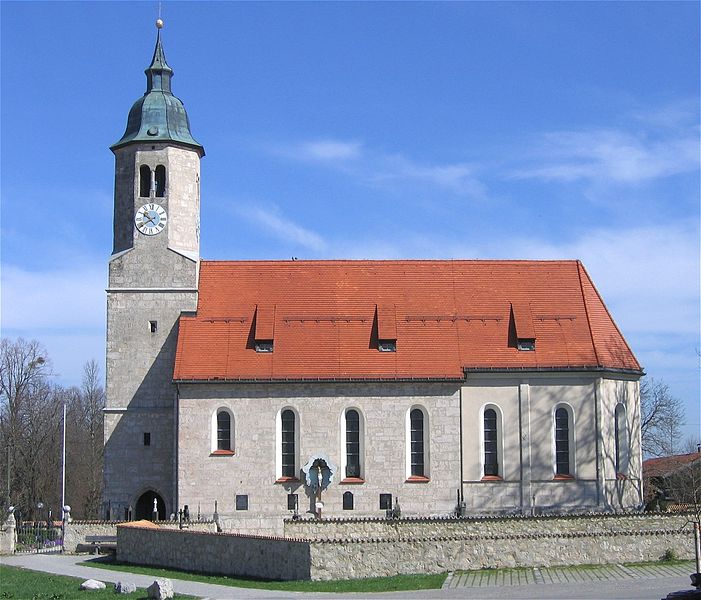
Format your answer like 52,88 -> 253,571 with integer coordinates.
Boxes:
103,20 -> 204,520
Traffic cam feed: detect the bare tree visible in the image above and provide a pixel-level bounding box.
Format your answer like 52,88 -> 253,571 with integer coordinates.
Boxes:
0,338 -> 58,519
66,360 -> 105,518
640,378 -> 685,457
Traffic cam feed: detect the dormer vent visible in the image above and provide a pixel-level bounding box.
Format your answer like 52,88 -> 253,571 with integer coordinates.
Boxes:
254,304 -> 275,353
376,304 -> 397,352
510,302 -> 536,351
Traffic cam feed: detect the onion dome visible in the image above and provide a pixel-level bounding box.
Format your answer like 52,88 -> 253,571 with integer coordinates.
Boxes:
111,22 -> 204,155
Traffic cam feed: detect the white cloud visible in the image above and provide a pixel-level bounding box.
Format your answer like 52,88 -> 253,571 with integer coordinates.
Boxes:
512,128 -> 699,184
297,140 -> 363,161
239,206 -> 327,252
1,264 -> 105,332
271,138 -> 487,198
373,154 -> 486,198
1,264 -> 107,386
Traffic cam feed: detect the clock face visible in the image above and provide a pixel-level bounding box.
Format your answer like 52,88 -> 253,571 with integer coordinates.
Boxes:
135,203 -> 167,236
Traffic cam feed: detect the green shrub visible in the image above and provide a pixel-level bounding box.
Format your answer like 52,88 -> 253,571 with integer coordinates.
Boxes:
661,548 -> 678,561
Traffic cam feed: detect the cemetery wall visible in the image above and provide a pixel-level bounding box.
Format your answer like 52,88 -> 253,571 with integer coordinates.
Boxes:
116,513 -> 694,580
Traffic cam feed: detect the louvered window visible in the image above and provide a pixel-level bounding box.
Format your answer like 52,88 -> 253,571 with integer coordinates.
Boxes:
139,165 -> 151,197
154,165 -> 166,197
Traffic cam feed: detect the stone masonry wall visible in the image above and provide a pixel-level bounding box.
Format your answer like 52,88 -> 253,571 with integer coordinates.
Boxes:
116,513 -> 694,581
283,512 -> 687,540
117,526 -> 311,580
63,520 -> 216,553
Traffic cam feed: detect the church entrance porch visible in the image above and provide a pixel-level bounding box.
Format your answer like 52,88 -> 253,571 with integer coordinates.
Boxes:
134,491 -> 166,521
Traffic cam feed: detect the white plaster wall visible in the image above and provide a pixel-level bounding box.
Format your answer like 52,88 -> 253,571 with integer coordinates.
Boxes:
460,373 -> 641,514
598,377 -> 643,509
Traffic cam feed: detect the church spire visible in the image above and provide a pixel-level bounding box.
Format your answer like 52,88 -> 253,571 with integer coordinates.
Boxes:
145,21 -> 173,94
111,19 -> 204,155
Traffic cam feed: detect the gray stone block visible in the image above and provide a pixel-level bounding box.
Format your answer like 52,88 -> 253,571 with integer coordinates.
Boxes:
114,581 -> 137,594
79,579 -> 106,590
147,578 -> 174,599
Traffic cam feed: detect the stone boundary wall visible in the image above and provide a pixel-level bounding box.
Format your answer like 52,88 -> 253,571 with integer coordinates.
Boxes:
117,526 -> 311,580
116,513 -> 695,581
284,512 -> 690,540
63,520 -> 216,553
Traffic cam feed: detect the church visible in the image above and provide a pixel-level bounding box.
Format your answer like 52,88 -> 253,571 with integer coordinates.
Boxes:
103,23 -> 644,530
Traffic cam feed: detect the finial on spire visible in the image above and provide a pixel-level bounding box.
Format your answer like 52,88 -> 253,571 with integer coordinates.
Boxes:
156,18 -> 164,30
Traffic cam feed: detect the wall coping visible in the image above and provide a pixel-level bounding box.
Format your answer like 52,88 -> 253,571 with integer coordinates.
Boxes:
284,511 -> 687,525
117,525 -> 311,544
70,519 -> 215,525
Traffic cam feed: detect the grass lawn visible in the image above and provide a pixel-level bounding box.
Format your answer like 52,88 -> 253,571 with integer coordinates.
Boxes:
78,556 -> 447,593
0,564 -> 193,600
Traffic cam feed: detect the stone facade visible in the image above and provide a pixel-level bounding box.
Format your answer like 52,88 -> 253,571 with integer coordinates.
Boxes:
104,141 -> 201,520
116,513 -> 694,581
177,382 -> 462,526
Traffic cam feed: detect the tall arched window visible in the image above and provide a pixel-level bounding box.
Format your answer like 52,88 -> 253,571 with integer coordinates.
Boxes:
155,165 -> 166,197
217,411 -> 231,451
139,165 -> 151,197
554,406 -> 572,476
410,408 -> 425,477
615,404 -> 628,475
281,409 -> 296,478
483,408 -> 499,477
210,408 -> 234,455
345,409 -> 361,478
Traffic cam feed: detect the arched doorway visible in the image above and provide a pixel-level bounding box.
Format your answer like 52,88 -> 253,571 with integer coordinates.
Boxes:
134,490 -> 166,521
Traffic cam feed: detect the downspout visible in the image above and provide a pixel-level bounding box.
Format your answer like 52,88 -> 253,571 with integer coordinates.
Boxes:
458,380 -> 464,515
173,383 -> 180,515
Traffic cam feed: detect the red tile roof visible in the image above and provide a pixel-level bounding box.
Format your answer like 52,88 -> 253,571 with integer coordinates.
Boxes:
173,259 -> 641,381
643,452 -> 701,478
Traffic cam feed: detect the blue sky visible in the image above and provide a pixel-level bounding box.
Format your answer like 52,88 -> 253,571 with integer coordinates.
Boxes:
1,1 -> 699,443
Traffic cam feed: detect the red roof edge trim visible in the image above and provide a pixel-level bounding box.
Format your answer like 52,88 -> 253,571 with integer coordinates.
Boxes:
463,365 -> 643,375
173,376 -> 466,384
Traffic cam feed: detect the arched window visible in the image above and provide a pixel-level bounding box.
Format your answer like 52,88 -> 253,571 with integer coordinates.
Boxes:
554,406 -> 573,477
343,491 -> 354,510
615,404 -> 628,474
139,165 -> 151,197
155,165 -> 166,197
210,408 -> 234,454
343,408 -> 363,479
483,408 -> 499,476
409,408 -> 427,478
280,409 -> 297,479
217,411 -> 231,451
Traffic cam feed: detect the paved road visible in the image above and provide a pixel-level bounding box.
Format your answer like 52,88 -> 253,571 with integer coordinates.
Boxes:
1,553 -> 697,600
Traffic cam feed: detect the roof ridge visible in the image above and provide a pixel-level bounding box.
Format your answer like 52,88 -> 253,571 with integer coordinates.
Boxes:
200,259 -> 583,266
